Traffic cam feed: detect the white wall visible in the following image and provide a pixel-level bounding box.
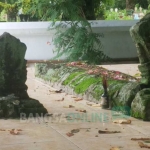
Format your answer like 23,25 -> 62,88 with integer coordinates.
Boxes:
0,21 -> 139,60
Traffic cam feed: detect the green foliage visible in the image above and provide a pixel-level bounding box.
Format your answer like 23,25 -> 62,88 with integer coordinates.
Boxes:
111,0 -> 126,9
52,21 -> 108,64
16,0 -> 32,14
0,10 -> 6,21
0,2 -> 18,15
104,9 -> 133,20
94,2 -> 106,19
30,0 -> 109,64
0,2 -> 5,12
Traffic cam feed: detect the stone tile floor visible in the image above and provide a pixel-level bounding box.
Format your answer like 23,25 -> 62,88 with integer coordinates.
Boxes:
0,63 -> 149,150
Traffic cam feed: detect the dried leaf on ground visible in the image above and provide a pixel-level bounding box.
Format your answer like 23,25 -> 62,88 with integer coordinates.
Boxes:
71,96 -> 77,98
71,129 -> 80,134
98,130 -> 121,134
55,89 -> 62,93
75,109 -> 86,113
67,61 -> 83,66
0,129 -> 6,131
110,147 -> 120,150
65,116 -> 73,120
17,129 -> 23,131
91,103 -> 102,107
74,98 -> 83,101
49,89 -> 62,93
10,129 -> 20,135
144,141 -> 150,143
131,138 -> 150,141
55,98 -> 64,101
113,119 -> 131,124
63,105 -> 74,108
86,102 -> 93,106
47,113 -> 53,116
66,132 -> 74,137
138,141 -> 150,148
80,128 -> 91,130
86,102 -> 101,107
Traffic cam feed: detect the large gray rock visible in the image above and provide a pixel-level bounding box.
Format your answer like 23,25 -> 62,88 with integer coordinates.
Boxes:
130,13 -> 150,85
0,32 -> 48,118
131,88 -> 150,121
0,94 -> 48,118
0,32 -> 28,98
113,82 -> 141,107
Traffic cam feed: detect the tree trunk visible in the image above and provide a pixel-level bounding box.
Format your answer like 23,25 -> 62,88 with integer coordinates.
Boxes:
83,0 -> 96,20
126,0 -> 136,10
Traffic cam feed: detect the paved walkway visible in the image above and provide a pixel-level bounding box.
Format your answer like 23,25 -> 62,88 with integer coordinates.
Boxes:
0,64 -> 149,150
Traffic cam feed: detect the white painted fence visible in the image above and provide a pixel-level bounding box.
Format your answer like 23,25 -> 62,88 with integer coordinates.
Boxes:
0,21 -> 138,60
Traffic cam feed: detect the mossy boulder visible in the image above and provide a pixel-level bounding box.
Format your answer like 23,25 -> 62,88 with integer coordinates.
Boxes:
113,82 -> 141,107
19,99 -> 48,117
108,81 -> 127,107
138,62 -> 150,85
0,94 -> 48,118
0,32 -> 28,98
131,88 -> 150,121
0,33 -> 48,118
130,13 -> 150,85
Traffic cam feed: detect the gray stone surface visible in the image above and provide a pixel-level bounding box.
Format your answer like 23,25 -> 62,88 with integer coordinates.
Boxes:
113,82 -> 141,107
0,32 -> 48,118
0,32 -> 28,98
131,88 -> 150,121
130,13 -> 150,85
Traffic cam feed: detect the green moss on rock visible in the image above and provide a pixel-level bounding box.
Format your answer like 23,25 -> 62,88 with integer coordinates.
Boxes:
74,76 -> 101,94
108,80 -> 128,106
69,73 -> 88,88
91,84 -> 103,100
63,71 -> 84,85
0,32 -> 28,98
131,88 -> 150,121
113,82 -> 141,107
